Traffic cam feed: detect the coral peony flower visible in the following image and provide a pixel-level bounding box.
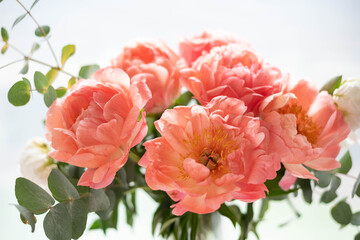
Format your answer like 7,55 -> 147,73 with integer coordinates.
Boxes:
20,137 -> 57,186
333,79 -> 360,131
179,31 -> 251,66
180,44 -> 285,115
260,80 -> 350,180
111,41 -> 183,114
139,96 -> 280,215
46,67 -> 151,189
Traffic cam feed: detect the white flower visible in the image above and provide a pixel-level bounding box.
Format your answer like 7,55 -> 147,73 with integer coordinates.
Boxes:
333,79 -> 360,130
19,137 -> 57,186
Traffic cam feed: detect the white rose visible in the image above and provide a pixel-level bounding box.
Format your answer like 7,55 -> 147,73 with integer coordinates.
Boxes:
333,79 -> 360,131
19,137 -> 57,186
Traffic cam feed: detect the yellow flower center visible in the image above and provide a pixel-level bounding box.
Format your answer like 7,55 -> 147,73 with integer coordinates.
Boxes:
182,127 -> 238,174
278,103 -> 320,146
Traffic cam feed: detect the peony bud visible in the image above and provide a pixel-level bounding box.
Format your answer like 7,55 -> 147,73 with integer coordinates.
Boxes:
19,137 -> 57,186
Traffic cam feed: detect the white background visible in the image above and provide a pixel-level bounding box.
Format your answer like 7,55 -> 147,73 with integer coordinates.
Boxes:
0,0 -> 360,239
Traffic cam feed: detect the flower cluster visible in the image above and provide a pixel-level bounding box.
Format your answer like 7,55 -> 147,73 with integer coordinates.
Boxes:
43,31 -> 351,215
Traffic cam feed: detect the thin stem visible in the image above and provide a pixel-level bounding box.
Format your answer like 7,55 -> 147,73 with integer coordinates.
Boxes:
123,186 -> 151,195
8,43 -> 26,56
15,0 -> 60,67
337,172 -> 358,180
286,197 -> 301,217
0,59 -> 24,70
27,57 -> 77,78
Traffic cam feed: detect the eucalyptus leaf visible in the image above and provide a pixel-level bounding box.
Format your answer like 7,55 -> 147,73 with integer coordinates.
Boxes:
44,85 -> 57,107
315,171 -> 332,188
96,189 -> 116,220
48,169 -> 80,202
13,204 -> 36,232
8,80 -> 31,106
351,212 -> 360,226
70,199 -> 88,239
45,68 -> 59,84
30,0 -> 40,10
337,151 -> 352,174
78,64 -> 100,79
1,27 -> 9,42
55,87 -> 67,98
297,179 -> 312,204
61,44 -> 75,66
320,191 -> 337,204
44,203 -> 71,240
68,77 -> 76,88
34,71 -> 49,93
331,201 -> 352,225
12,13 -> 27,29
19,62 -> 29,74
15,177 -> 55,214
88,189 -> 110,212
35,25 -> 50,37
1,43 -> 8,54
30,43 -> 40,54
22,77 -> 31,89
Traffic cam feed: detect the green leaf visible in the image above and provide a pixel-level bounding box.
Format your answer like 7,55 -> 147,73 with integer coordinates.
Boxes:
160,217 -> 179,235
15,177 -> 55,214
70,199 -> 88,239
68,77 -> 76,88
320,191 -> 337,204
351,212 -> 360,226
337,151 -> 352,174
331,201 -> 352,225
45,68 -> 59,84
44,85 -> 57,107
55,87 -> 67,98
78,64 -> 100,79
329,176 -> 341,192
30,0 -> 40,10
173,91 -> 193,107
321,75 -> 342,95
30,43 -> 40,54
190,213 -> 198,240
61,44 -> 75,66
88,189 -> 110,212
35,25 -> 50,37
355,232 -> 360,240
1,27 -> 9,42
48,169 -> 80,202
352,173 -> 360,198
12,13 -> 27,29
13,204 -> 36,232
19,62 -> 29,74
34,71 -> 49,93
8,80 -> 31,106
44,203 -> 71,240
96,189 -> 116,220
315,171 -> 332,188
218,204 -> 237,227
1,43 -> 8,54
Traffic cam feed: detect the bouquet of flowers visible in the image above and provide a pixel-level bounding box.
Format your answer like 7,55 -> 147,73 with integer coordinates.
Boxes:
2,1 -> 360,239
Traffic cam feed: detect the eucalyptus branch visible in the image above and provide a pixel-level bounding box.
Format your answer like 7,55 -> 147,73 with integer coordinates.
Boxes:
15,0 -> 60,67
336,172 -> 358,180
8,43 -> 26,56
26,56 -> 77,78
0,59 -> 24,70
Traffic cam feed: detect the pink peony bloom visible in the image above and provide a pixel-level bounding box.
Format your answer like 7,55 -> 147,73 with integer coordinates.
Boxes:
261,80 -> 350,180
180,44 -> 286,115
179,31 -> 251,66
111,41 -> 183,114
46,67 -> 151,189
139,96 -> 280,215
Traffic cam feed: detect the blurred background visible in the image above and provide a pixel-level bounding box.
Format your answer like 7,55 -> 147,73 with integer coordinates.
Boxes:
1,0 -> 359,239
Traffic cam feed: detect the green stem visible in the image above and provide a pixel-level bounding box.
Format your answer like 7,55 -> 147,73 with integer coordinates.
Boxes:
240,203 -> 253,240
15,0 -> 60,67
129,150 -> 141,163
0,59 -> 24,70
